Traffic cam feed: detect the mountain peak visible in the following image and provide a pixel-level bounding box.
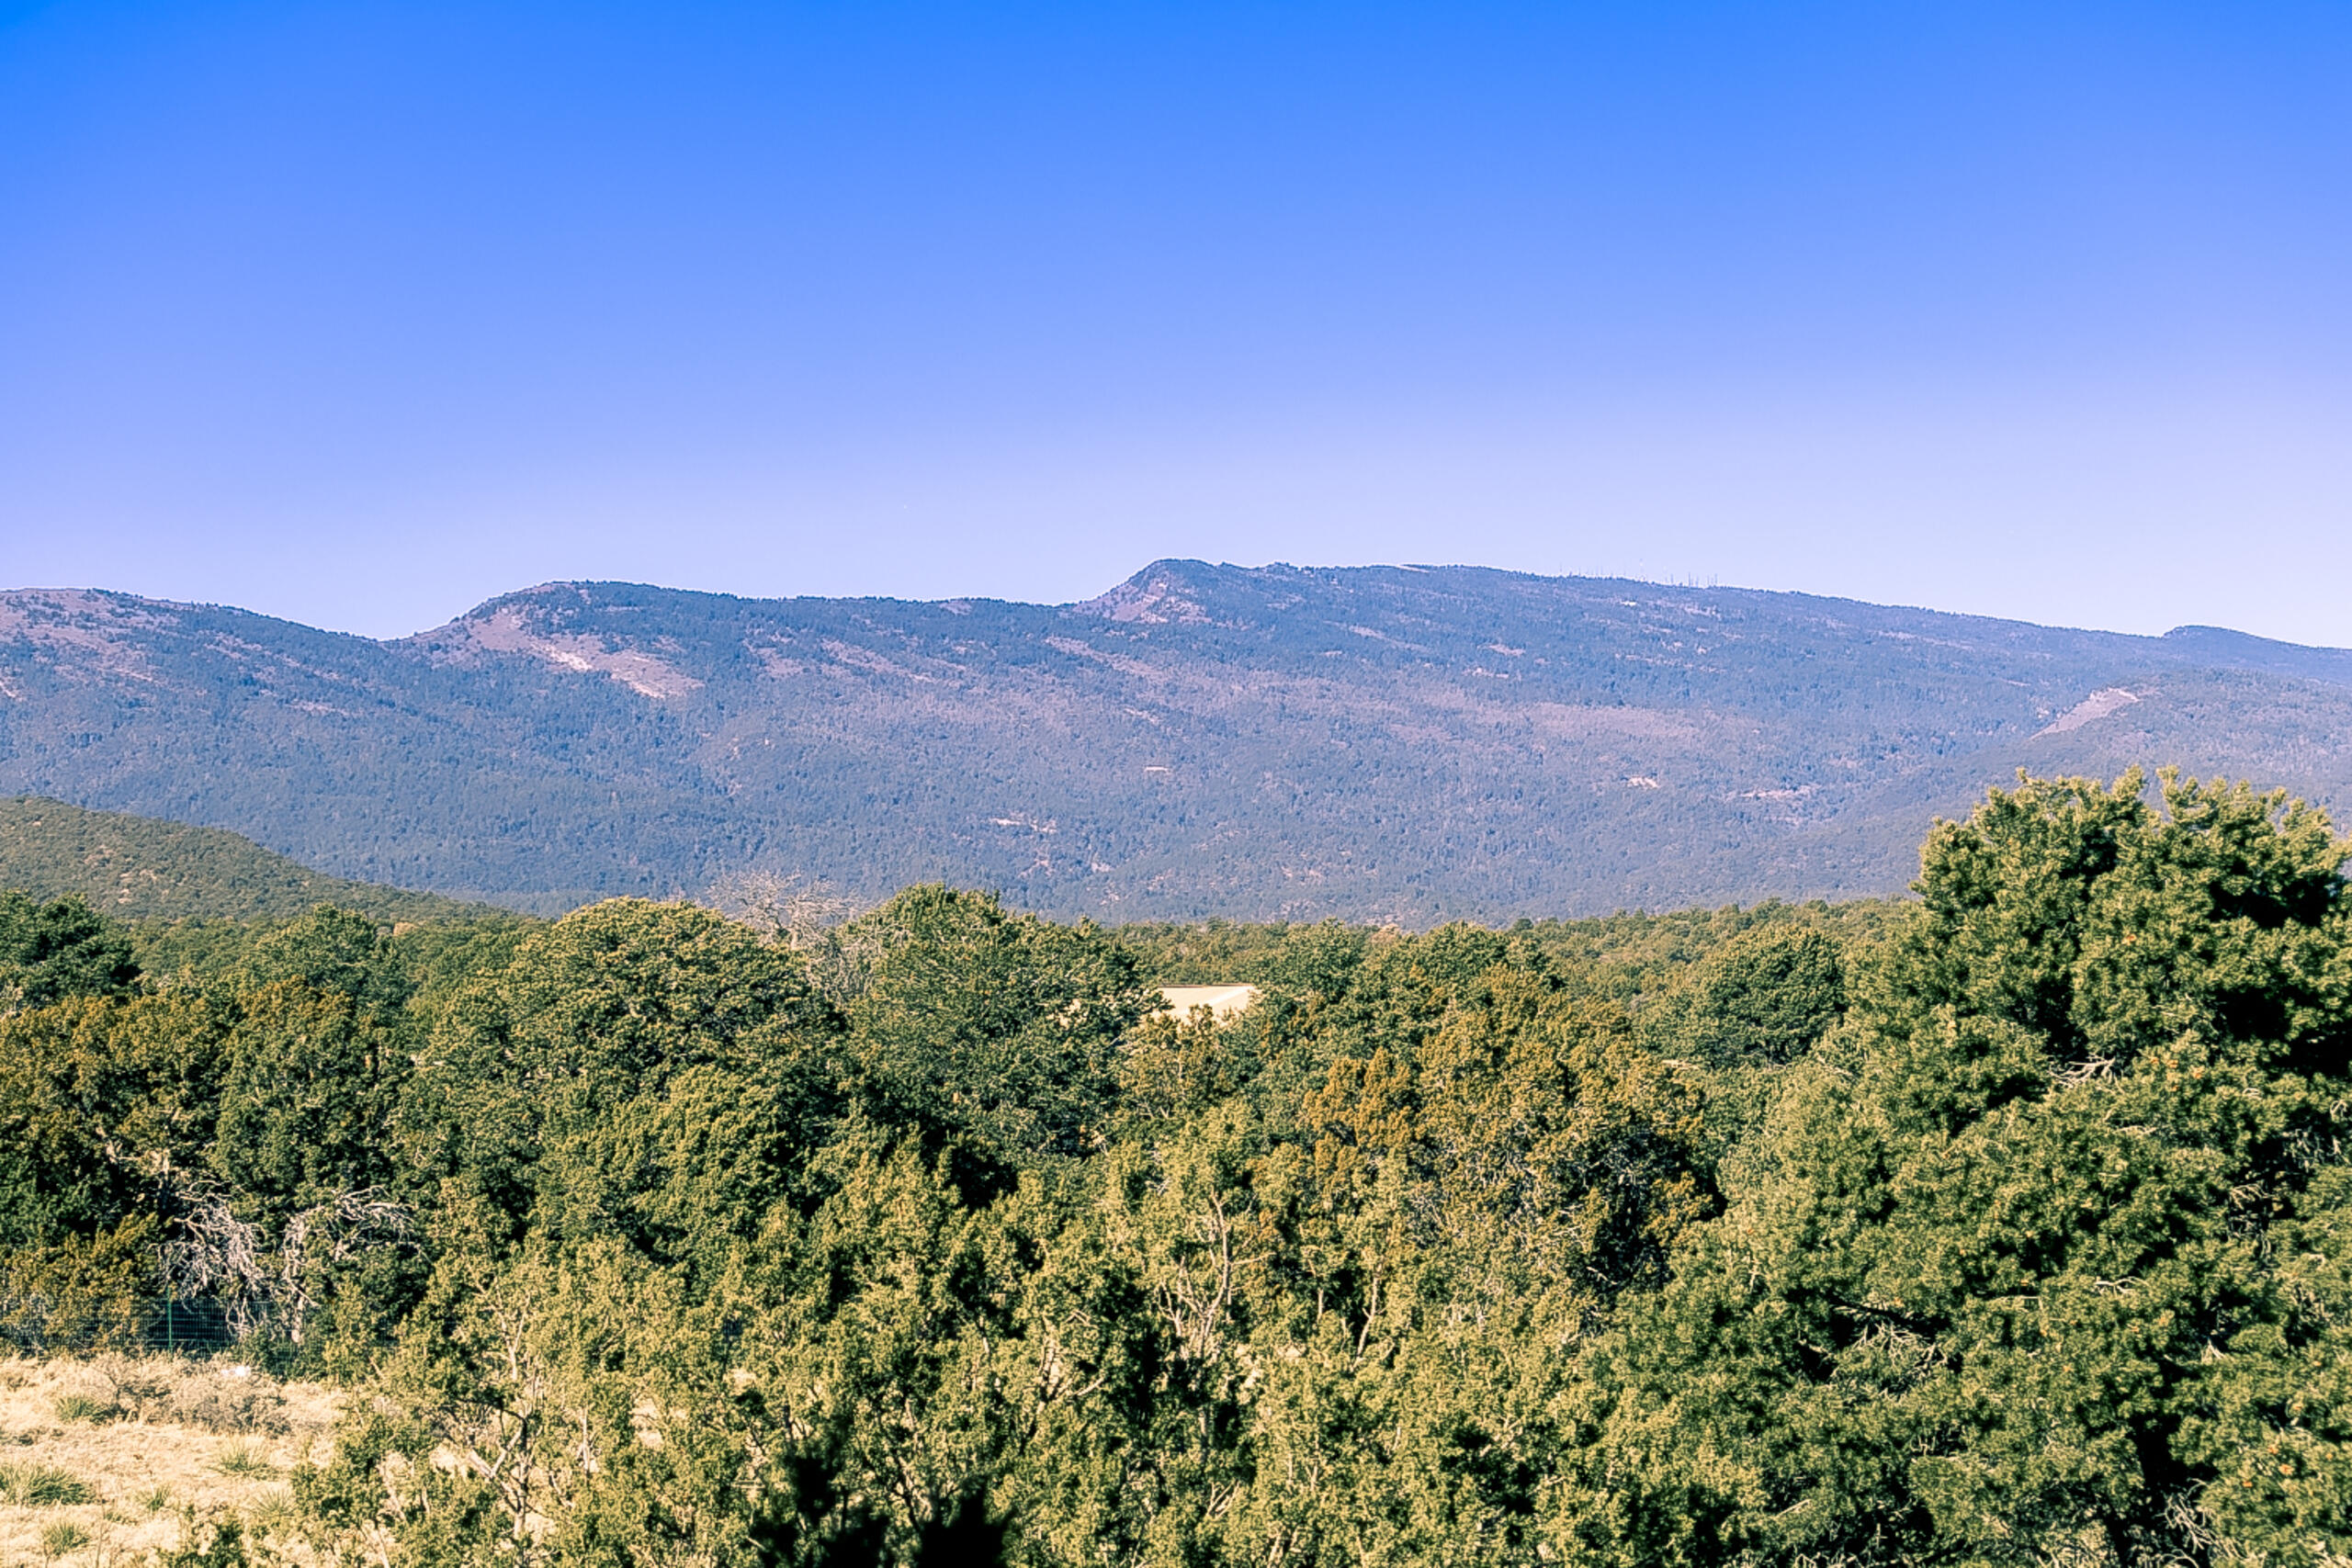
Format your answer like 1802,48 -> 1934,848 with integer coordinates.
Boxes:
407,582 -> 704,698
1067,560 -> 1222,625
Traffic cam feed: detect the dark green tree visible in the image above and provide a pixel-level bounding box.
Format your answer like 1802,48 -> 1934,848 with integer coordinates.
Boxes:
1571,773 -> 2352,1567
0,990 -> 231,1248
847,886 -> 1156,1166
210,982 -> 406,1218
0,892 -> 139,1010
232,907 -> 415,1024
1670,923 -> 1846,1067
401,897 -> 843,1259
1261,919 -> 1370,1001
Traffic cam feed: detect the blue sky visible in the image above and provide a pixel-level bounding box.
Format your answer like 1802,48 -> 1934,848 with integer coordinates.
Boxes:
3,2 -> 2347,642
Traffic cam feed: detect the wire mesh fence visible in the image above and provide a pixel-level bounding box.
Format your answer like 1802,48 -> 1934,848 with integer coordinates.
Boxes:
142,1299 -> 241,1356
3,1297 -> 246,1359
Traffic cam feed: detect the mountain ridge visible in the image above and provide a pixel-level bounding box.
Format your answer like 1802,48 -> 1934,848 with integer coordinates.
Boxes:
0,795 -> 495,923
4,561 -> 2349,921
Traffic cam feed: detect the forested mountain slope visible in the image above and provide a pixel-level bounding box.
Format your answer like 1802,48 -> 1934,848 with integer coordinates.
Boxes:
0,796 -> 488,923
4,562 -> 2350,919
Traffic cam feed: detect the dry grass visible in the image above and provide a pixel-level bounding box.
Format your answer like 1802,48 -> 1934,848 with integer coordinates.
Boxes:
0,1355 -> 339,1565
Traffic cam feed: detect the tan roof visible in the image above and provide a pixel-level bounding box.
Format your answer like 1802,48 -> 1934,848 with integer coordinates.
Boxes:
1158,983 -> 1261,1021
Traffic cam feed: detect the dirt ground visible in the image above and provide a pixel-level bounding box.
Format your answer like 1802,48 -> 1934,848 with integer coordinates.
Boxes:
0,1355 -> 340,1566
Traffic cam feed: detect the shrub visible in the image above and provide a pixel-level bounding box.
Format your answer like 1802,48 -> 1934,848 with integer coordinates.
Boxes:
156,1513 -> 250,1568
169,1368 -> 288,1437
38,1521 -> 89,1561
212,1442 -> 277,1479
244,1485 -> 296,1536
0,1461 -> 97,1506
51,1393 -> 117,1423
0,1222 -> 155,1355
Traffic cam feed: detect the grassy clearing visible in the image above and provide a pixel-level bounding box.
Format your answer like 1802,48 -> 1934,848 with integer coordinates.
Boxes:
0,1354 -> 340,1564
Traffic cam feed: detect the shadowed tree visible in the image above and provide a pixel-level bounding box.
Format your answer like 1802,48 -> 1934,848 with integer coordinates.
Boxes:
0,893 -> 138,1010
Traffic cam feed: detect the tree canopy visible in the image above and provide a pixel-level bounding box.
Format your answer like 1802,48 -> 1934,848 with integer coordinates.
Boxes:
6,772 -> 2352,1565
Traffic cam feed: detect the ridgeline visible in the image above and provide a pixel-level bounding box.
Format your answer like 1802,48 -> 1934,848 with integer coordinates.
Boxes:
0,796 -> 490,924
7,562 -> 2352,919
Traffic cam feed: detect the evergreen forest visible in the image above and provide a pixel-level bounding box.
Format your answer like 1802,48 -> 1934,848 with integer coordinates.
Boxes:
6,770 -> 2352,1566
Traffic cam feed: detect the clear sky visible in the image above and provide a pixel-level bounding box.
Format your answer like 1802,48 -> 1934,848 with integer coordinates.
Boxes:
4,2 -> 2347,643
